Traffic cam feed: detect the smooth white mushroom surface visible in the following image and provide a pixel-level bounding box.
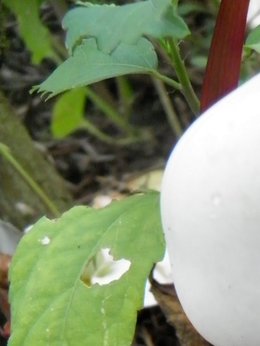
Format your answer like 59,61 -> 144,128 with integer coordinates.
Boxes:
160,73 -> 260,346
248,0 -> 260,27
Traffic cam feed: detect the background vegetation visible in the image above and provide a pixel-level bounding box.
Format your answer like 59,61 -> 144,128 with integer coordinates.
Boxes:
1,0 -> 260,345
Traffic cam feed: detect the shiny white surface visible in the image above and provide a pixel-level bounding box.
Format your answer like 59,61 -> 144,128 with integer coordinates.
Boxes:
161,74 -> 260,346
248,0 -> 260,27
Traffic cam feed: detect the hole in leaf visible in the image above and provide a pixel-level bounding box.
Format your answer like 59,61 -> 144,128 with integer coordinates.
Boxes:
80,248 -> 131,287
39,236 -> 51,245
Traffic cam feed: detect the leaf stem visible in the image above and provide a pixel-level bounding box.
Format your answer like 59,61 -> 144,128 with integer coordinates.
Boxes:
0,143 -> 60,218
85,87 -> 134,135
81,120 -> 117,144
116,76 -> 134,120
164,39 -> 200,115
81,120 -> 145,146
149,70 -> 182,91
152,77 -> 183,137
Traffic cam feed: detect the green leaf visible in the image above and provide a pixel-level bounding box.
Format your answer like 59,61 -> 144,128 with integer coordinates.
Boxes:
51,88 -> 87,138
245,25 -> 260,53
9,192 -> 165,346
33,0 -> 189,97
3,0 -> 56,64
64,0 -> 190,54
34,37 -> 157,97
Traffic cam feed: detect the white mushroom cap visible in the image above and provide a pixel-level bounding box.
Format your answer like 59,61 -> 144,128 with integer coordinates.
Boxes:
161,73 -> 260,346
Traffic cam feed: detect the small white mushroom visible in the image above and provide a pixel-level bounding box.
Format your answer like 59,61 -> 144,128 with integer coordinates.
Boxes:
161,73 -> 260,346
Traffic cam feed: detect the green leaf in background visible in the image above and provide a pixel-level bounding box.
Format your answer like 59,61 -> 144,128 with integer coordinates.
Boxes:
3,0 -> 56,64
34,37 -> 157,97
63,0 -> 190,54
9,192 -> 165,346
245,25 -> 260,53
51,87 -> 86,138
33,0 -> 189,97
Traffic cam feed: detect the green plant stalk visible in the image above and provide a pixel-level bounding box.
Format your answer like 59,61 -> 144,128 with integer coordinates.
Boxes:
0,143 -> 60,218
85,87 -> 135,136
150,70 -> 182,91
152,77 -> 183,137
165,39 -> 200,115
116,76 -> 134,120
81,120 -> 142,146
81,119 -> 117,144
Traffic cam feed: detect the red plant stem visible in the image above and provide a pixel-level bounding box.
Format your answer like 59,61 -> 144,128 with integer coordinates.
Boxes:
200,0 -> 250,112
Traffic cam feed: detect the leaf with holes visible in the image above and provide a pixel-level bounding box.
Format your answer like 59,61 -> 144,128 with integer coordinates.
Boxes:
9,192 -> 165,346
63,0 -> 189,54
34,37 -> 157,98
33,0 -> 189,97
